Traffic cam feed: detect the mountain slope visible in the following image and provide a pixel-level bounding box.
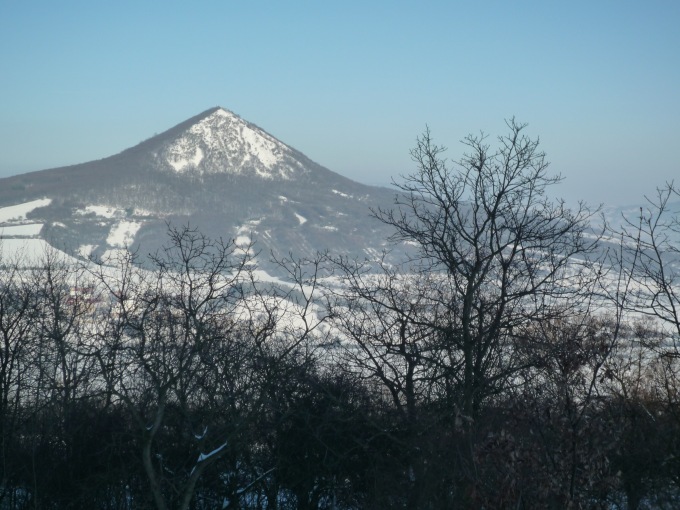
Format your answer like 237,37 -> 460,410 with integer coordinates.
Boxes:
0,108 -> 403,273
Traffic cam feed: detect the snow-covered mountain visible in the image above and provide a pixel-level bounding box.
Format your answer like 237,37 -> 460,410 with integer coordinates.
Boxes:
0,107 -> 403,274
160,108 -> 304,178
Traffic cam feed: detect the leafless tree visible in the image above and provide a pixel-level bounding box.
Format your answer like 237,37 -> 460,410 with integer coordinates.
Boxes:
607,182 -> 680,506
0,257 -> 36,507
87,226 -> 332,509
90,225 -> 256,510
373,119 -> 599,418
616,183 -> 680,342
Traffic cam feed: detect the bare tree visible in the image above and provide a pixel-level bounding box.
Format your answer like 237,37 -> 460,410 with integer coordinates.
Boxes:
326,259 -> 446,508
91,225 -> 254,510
616,182 -> 680,341
608,182 -> 680,506
88,226 -> 332,509
373,119 -> 599,418
0,258 -> 36,507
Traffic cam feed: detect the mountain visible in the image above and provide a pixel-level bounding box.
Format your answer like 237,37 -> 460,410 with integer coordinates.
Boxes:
0,107 -> 404,273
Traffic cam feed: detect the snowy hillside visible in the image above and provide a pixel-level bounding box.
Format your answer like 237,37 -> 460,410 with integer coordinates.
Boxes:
0,108 -> 404,276
159,108 -> 303,179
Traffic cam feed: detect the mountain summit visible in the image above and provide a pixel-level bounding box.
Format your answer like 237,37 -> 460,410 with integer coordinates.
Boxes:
157,107 -> 305,179
0,108 -> 401,273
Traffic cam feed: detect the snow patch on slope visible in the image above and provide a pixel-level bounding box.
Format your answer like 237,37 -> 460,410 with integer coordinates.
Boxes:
332,189 -> 352,199
239,123 -> 280,169
78,245 -> 97,258
167,145 -> 204,172
0,198 -> 51,223
77,205 -> 124,219
107,221 -> 142,248
133,208 -> 156,217
234,219 -> 261,258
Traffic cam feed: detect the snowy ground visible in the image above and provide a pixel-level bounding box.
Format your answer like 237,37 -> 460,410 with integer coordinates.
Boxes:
0,223 -> 43,237
0,238 -> 80,268
0,198 -> 51,223
107,221 -> 142,248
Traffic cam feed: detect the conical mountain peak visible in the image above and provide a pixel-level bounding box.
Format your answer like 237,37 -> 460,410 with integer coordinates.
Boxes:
0,108 -> 403,276
158,107 -> 301,179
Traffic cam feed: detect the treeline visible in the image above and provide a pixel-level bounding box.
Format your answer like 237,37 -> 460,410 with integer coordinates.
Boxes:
1,121 -> 680,509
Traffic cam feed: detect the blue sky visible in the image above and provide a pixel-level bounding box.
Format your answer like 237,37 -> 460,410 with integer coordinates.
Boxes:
0,1 -> 678,206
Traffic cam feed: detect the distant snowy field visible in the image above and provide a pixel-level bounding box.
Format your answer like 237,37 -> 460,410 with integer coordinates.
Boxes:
0,198 -> 51,223
0,200 -> 54,266
0,223 -> 43,237
0,238 -> 78,267
0,199 -> 156,266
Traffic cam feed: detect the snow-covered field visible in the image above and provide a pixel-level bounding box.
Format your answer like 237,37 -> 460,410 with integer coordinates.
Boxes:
0,223 -> 43,237
0,198 -> 51,223
0,199 -> 64,266
0,238 -> 80,267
